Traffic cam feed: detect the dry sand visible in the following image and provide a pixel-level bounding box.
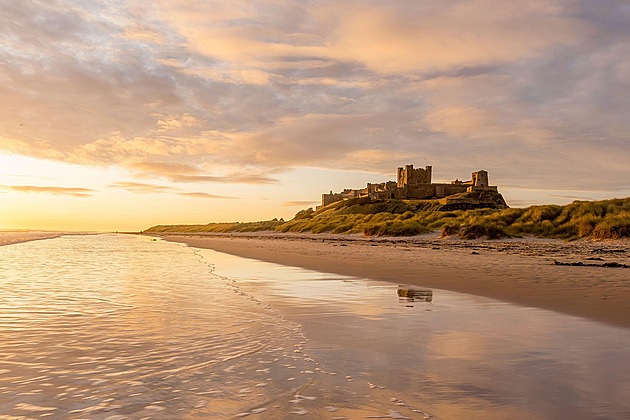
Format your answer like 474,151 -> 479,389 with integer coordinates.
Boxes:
158,232 -> 630,329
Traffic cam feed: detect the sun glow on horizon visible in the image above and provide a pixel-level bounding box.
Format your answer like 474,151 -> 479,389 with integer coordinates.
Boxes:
3,153 -> 628,232
0,155 -> 390,231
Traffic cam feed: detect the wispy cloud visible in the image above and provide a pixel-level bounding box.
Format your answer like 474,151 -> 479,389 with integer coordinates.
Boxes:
504,199 -> 541,208
177,192 -> 238,199
123,160 -> 278,184
168,174 -> 278,184
282,200 -> 319,207
0,185 -> 95,197
546,194 -> 597,201
7,174 -> 57,181
108,180 -> 239,199
109,181 -> 176,193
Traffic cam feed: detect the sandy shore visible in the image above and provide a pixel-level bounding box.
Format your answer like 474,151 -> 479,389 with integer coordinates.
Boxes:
0,231 -> 65,246
156,232 -> 630,329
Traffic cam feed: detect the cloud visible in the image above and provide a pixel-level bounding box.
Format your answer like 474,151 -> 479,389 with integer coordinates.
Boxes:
345,150 -> 418,169
109,181 -> 176,193
7,174 -> 56,181
234,114 -> 370,166
423,106 -> 496,139
122,27 -> 168,44
0,0 -> 629,195
109,181 -> 238,199
177,192 -> 238,199
124,160 -> 202,176
156,114 -> 206,132
161,0 -> 588,75
0,185 -> 95,197
282,201 -> 319,207
546,194 -> 598,201
226,113 -> 427,171
168,174 -> 278,184
325,1 -> 589,74
180,66 -> 274,85
122,160 -> 278,184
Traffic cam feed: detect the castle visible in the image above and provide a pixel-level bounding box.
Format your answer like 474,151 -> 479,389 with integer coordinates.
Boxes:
319,165 -> 499,208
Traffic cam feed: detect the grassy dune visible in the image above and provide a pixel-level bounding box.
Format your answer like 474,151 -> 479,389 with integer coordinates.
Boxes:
146,196 -> 630,240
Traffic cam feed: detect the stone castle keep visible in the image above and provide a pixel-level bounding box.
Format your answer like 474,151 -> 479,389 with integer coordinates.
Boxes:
320,165 -> 499,208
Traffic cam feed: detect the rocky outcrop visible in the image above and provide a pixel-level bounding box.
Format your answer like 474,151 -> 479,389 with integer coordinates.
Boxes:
435,190 -> 509,211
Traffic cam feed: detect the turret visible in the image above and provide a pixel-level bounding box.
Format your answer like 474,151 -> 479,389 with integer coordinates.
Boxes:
472,170 -> 489,187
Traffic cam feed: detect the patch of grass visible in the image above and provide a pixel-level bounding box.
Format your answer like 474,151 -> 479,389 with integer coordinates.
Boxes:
145,196 -> 630,240
440,222 -> 460,238
145,218 -> 285,234
460,222 -> 508,240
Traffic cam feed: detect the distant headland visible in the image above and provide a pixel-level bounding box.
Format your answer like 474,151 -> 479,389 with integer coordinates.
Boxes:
145,163 -> 630,240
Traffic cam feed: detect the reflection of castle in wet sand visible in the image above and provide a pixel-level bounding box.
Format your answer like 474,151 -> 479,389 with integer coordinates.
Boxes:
397,286 -> 433,302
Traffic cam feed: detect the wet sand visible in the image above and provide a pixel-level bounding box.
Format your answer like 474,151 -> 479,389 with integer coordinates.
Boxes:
158,233 -> 630,329
0,231 -> 65,246
207,250 -> 630,419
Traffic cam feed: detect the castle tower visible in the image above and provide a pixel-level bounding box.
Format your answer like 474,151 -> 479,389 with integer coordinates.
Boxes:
471,170 -> 489,187
397,164 -> 432,188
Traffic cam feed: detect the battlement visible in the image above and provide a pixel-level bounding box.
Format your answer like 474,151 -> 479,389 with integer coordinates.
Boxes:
397,165 -> 432,187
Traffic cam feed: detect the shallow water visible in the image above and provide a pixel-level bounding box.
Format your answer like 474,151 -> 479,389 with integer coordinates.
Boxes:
1,235 -> 630,419
0,235 -> 313,418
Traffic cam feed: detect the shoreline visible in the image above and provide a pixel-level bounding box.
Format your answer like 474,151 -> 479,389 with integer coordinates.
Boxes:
0,231 -> 66,247
154,232 -> 630,329
0,231 -> 101,247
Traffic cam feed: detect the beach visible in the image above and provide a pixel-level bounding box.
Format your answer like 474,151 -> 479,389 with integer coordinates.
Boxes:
158,232 -> 630,329
0,231 -> 66,247
2,233 -> 630,418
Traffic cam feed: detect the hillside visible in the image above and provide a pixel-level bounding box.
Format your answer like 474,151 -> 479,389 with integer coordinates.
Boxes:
145,194 -> 630,240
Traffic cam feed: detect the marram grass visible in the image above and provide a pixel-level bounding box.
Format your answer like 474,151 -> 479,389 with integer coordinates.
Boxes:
146,196 -> 630,240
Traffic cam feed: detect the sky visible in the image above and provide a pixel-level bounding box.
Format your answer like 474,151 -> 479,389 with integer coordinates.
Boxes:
1,0 -> 629,231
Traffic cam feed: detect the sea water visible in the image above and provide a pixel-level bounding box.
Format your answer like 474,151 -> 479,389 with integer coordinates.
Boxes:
0,235 -> 313,418
1,234 -> 630,419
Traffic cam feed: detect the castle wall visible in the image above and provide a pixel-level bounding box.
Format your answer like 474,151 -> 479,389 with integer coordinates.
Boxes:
406,184 -> 436,199
320,165 -> 499,207
321,193 -> 342,207
406,184 -> 469,199
321,186 -> 370,207
441,184 -> 469,197
467,185 -> 498,193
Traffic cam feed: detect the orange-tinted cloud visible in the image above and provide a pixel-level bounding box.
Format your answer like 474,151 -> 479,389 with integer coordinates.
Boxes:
324,2 -> 587,73
158,0 -> 588,75
1,185 -> 95,197
108,181 -> 176,193
169,174 -> 277,184
177,192 -> 238,199
282,201 -> 319,207
109,181 -> 239,199
122,160 -> 278,184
